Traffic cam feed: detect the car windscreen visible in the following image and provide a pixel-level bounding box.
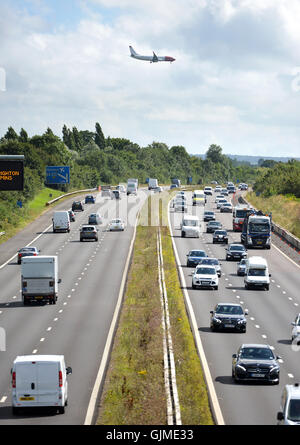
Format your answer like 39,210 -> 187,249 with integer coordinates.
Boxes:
248,268 -> 266,276
189,251 -> 206,257
216,305 -> 243,315
196,267 -> 215,275
230,245 -> 244,251
200,259 -> 218,265
82,227 -> 95,231
183,220 -> 198,226
240,347 -> 274,360
215,231 -> 226,235
249,222 -> 270,233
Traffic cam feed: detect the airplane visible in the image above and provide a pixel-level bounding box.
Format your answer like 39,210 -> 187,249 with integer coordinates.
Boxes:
129,46 -> 175,63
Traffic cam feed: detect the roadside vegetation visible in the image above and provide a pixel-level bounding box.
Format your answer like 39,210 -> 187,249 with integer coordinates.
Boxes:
248,159 -> 300,238
97,191 -> 214,425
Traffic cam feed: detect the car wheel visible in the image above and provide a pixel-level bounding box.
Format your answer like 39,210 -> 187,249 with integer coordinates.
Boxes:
58,406 -> 65,414
192,283 -> 196,289
265,285 -> 269,291
214,286 -> 218,290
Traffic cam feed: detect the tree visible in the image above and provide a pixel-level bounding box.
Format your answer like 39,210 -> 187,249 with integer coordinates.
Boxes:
4,127 -> 18,140
95,122 -> 105,149
19,128 -> 28,143
206,144 -> 224,164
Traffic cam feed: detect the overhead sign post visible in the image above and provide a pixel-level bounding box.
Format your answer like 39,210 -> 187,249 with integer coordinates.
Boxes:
0,155 -> 24,191
46,166 -> 70,185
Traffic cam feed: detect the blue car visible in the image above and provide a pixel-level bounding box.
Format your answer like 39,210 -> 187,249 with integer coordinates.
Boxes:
85,195 -> 96,204
186,250 -> 207,267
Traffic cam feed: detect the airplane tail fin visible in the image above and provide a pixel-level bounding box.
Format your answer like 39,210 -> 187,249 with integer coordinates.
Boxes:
129,46 -> 138,57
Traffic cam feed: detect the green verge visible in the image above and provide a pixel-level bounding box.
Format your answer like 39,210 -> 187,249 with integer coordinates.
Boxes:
0,187 -> 91,245
97,190 -> 214,425
246,191 -> 300,239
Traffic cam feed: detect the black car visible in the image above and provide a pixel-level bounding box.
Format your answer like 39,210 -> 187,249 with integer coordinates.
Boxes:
210,303 -> 247,332
206,221 -> 222,233
186,250 -> 207,267
85,195 -> 96,204
80,225 -> 98,241
203,211 -> 215,222
232,344 -> 280,384
213,230 -> 228,244
226,243 -> 247,261
72,201 -> 84,212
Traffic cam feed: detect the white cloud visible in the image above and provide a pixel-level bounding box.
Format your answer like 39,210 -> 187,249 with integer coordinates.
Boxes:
0,0 -> 299,157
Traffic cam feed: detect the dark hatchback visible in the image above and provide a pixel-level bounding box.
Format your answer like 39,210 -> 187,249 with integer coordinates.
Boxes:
80,225 -> 98,241
186,250 -> 207,267
232,344 -> 280,384
203,211 -> 215,222
72,201 -> 84,212
226,243 -> 247,261
206,221 -> 222,233
210,303 -> 247,332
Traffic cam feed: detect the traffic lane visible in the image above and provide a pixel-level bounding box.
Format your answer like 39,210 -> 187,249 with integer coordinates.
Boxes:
0,226 -> 135,424
0,194 -> 146,423
0,191 -> 101,266
169,201 -> 288,424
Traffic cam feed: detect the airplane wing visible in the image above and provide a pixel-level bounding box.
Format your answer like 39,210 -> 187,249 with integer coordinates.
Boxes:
152,52 -> 159,62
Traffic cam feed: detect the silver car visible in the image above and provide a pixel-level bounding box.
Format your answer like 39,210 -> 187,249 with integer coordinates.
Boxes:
237,258 -> 247,276
198,257 -> 222,277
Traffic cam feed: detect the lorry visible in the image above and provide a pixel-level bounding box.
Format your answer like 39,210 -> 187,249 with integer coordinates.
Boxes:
233,205 -> 251,232
127,178 -> 138,195
241,210 -> 272,249
148,178 -> 158,190
244,256 -> 271,290
21,256 -> 61,305
52,211 -> 70,233
11,354 -> 72,415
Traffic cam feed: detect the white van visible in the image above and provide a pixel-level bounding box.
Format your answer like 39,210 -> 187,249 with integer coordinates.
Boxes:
11,355 -> 72,414
181,215 -> 201,238
52,211 -> 70,233
244,256 -> 271,290
277,384 -> 300,425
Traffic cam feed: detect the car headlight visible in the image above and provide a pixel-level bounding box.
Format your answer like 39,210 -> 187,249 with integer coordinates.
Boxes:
247,237 -> 252,244
236,364 -> 247,372
269,366 -> 280,374
213,317 -> 222,323
237,319 -> 246,324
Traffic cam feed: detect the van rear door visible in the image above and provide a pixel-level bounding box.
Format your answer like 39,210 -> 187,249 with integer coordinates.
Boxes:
36,361 -> 60,405
15,362 -> 38,405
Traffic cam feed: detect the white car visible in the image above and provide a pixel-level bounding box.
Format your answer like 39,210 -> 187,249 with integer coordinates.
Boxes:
198,257 -> 222,277
108,218 -> 125,231
217,198 -> 228,209
220,202 -> 233,213
215,195 -> 224,203
291,314 -> 300,343
192,264 -> 219,290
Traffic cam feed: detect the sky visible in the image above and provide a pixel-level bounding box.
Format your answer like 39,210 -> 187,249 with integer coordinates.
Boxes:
0,0 -> 300,157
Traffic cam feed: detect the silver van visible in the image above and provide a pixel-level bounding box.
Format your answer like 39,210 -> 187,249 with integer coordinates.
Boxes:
88,213 -> 102,225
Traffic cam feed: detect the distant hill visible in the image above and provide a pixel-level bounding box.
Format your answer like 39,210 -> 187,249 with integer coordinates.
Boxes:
194,154 -> 300,165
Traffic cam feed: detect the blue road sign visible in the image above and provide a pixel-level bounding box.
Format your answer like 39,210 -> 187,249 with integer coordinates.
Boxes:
46,166 -> 70,184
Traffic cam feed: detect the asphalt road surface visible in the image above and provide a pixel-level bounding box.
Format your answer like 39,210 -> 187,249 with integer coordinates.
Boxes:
0,189 -> 148,425
169,191 -> 300,425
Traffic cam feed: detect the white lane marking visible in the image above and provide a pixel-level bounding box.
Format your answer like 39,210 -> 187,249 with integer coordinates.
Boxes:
53,318 -> 58,322
40,338 -> 45,342
47,327 -> 52,332
262,335 -> 267,339
32,349 -> 38,354
59,309 -> 63,313
255,325 -> 260,329
0,396 -> 7,403
288,374 -> 294,379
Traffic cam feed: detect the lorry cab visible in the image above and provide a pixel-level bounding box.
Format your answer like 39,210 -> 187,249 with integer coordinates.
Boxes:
244,256 -> 271,290
11,355 -> 72,415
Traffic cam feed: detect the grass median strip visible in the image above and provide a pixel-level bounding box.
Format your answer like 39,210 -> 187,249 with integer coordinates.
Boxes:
97,191 -> 214,425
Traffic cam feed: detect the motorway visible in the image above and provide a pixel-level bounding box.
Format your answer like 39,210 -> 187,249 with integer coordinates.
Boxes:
0,189 -> 148,425
169,191 -> 300,425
